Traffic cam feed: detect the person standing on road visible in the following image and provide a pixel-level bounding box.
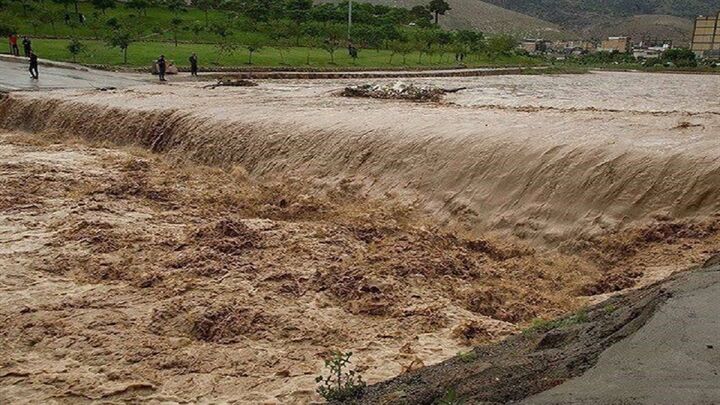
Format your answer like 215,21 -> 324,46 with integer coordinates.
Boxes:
22,36 -> 32,57
189,53 -> 198,77
9,33 -> 19,56
156,55 -> 167,81
29,51 -> 39,79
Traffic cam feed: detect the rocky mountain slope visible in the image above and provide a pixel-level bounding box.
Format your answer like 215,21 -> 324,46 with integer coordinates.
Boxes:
321,0 -> 569,38
484,0 -> 711,43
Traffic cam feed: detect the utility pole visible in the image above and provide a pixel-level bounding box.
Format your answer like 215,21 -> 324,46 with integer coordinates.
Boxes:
348,0 -> 353,40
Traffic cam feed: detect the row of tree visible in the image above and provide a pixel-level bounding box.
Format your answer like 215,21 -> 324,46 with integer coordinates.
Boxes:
9,0 -> 452,27
2,0 -> 524,65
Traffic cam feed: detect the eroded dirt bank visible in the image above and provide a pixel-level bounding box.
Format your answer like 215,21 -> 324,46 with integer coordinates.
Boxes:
357,258 -> 720,405
0,130 -> 719,404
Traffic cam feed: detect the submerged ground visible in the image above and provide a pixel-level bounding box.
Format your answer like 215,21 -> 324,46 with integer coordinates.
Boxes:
0,71 -> 719,403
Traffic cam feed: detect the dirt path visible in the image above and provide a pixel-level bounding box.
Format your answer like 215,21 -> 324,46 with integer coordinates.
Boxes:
524,263 -> 720,405
0,59 -> 147,92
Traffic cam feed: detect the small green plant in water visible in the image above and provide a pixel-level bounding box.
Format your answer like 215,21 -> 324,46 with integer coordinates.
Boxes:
315,351 -> 366,401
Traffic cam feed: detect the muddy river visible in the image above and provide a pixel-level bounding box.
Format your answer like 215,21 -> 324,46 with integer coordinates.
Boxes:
0,71 -> 719,403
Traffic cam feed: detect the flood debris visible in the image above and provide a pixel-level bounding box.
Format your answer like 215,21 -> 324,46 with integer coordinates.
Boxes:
203,78 -> 259,89
340,81 -> 466,102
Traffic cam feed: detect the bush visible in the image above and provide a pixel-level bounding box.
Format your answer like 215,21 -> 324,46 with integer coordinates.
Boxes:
661,48 -> 697,68
0,22 -> 15,36
315,351 -> 366,402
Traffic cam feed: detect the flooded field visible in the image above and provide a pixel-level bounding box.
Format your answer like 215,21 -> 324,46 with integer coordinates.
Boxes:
446,71 -> 720,113
1,71 -> 719,403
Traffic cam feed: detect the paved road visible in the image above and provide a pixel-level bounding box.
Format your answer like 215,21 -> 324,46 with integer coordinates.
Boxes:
0,56 -> 546,91
0,58 -> 147,91
525,263 -> 720,405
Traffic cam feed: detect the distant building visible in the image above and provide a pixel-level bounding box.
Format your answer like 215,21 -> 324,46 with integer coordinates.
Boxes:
520,39 -> 549,55
633,40 -> 672,59
599,36 -> 631,53
545,40 -> 596,59
691,12 -> 720,57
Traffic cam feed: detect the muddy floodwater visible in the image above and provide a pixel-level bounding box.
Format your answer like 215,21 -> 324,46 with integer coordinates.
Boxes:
1,71 -> 719,403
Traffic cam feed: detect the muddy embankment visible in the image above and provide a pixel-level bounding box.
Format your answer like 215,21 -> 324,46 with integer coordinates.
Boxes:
1,84 -> 720,246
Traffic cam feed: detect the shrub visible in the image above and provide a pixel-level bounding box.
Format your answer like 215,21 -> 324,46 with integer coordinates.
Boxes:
315,351 -> 366,402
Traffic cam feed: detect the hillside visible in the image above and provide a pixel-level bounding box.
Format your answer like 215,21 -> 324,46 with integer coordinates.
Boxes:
321,0 -> 569,38
584,14 -> 694,45
484,0 -> 717,27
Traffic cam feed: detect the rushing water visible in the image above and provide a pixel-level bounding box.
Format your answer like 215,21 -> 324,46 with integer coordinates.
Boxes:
1,71 -> 719,243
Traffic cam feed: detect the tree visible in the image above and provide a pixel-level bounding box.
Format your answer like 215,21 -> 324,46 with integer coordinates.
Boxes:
35,5 -> 62,35
304,37 -> 320,65
164,0 -> 185,16
170,17 -> 184,46
352,25 -> 383,52
0,23 -> 15,37
213,23 -> 238,62
410,5 -> 433,27
269,21 -> 293,65
53,0 -> 79,14
428,0 -> 451,25
125,0 -> 149,16
191,0 -> 217,27
245,36 -> 263,64
67,38 -> 85,62
19,0 -> 38,17
189,20 -> 204,39
389,40 -> 414,64
486,34 -> 517,56
662,48 -> 697,67
321,27 -> 343,64
52,0 -> 73,11
241,0 -> 282,23
91,0 -> 115,14
106,26 -> 134,64
285,0 -> 312,25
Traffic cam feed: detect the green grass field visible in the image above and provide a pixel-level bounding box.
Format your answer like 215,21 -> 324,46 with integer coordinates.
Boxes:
26,38 -> 541,69
3,1 -> 542,69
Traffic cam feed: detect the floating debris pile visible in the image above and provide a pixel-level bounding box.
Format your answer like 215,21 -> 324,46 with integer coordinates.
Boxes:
203,78 -> 259,89
341,82 -> 465,102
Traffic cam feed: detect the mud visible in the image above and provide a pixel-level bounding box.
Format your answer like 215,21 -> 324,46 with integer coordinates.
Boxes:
1,71 -> 719,403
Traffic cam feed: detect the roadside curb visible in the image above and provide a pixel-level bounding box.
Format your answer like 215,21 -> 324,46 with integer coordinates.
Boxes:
0,54 -> 90,72
192,66 -> 547,80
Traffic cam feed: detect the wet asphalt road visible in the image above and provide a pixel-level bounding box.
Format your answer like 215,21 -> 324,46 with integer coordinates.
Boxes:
0,58 -> 147,91
525,263 -> 720,405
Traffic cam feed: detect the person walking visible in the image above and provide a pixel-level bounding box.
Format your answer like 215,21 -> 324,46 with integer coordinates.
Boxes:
189,53 -> 198,77
22,36 -> 32,57
29,51 -> 39,79
9,33 -> 19,56
156,55 -> 167,81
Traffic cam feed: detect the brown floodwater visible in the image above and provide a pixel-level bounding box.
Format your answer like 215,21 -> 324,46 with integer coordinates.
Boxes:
1,71 -> 719,403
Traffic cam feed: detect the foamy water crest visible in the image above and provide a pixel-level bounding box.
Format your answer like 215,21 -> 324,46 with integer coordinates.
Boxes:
1,71 -> 719,243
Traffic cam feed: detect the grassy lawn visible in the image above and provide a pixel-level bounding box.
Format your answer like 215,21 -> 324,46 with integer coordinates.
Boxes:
29,38 -> 541,69
3,1 -> 543,70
